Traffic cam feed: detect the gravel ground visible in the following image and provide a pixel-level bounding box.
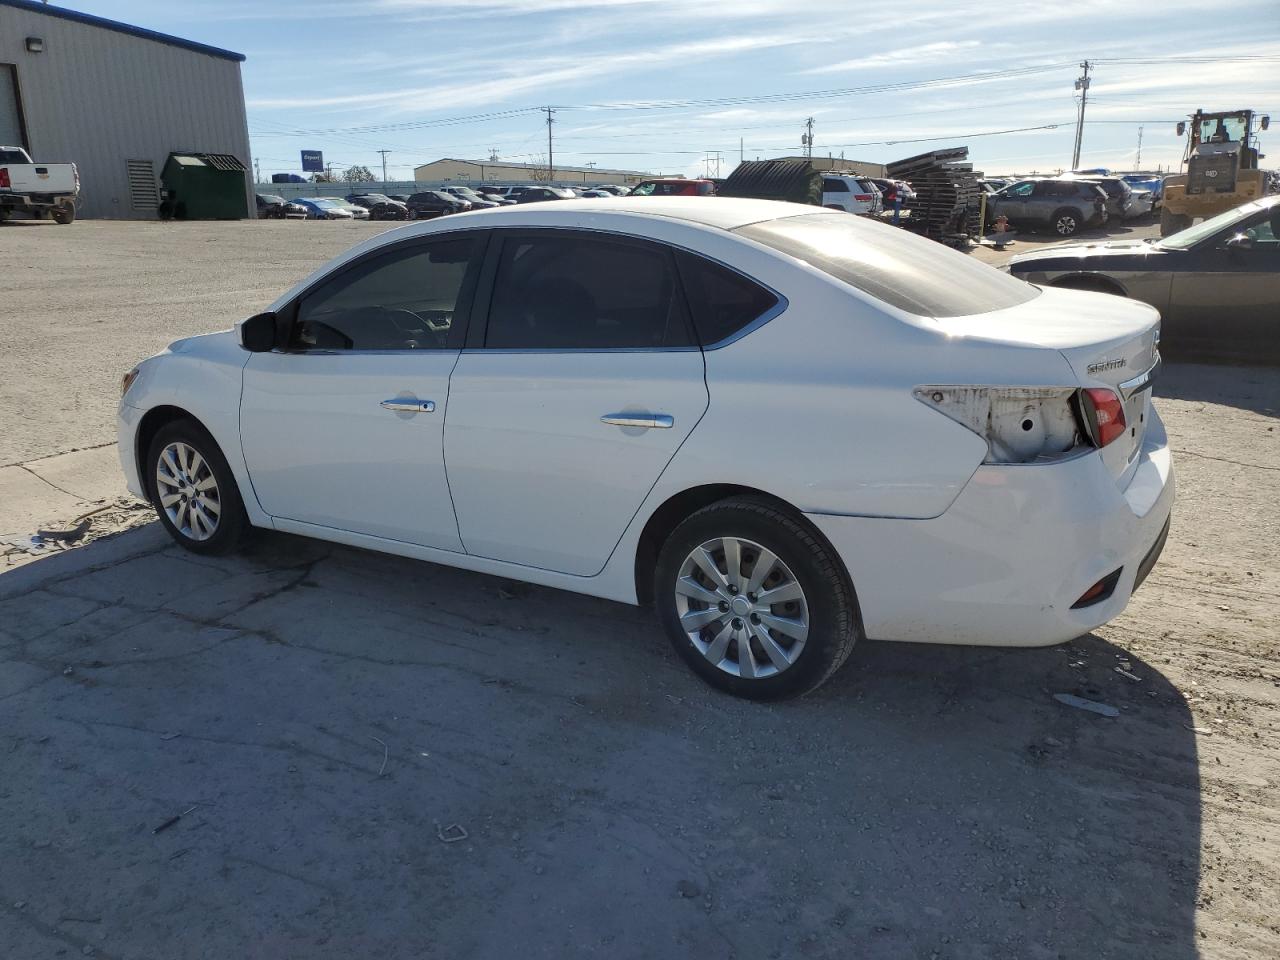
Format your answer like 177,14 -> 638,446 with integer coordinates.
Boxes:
0,217 -> 1276,959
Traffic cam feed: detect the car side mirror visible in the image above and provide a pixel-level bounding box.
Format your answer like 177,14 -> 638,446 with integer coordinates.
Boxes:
240,311 -> 278,352
1176,121 -> 1186,137
1262,115 -> 1270,132
1225,233 -> 1254,252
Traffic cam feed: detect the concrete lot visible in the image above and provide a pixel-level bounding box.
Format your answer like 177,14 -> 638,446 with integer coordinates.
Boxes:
1,217 -> 1277,959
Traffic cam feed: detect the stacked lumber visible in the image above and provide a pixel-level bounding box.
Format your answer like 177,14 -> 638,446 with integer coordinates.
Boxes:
887,147 -> 984,245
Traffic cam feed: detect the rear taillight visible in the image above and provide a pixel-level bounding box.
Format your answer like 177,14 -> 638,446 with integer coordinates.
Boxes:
855,194 -> 872,201
0,168 -> 9,189
1078,387 -> 1127,447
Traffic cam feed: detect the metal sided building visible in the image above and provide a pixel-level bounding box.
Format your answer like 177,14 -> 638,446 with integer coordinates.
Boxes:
414,158 -> 662,188
0,0 -> 252,219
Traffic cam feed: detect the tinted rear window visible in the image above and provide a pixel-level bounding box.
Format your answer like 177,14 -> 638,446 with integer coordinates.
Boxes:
734,213 -> 1040,318
676,251 -> 779,346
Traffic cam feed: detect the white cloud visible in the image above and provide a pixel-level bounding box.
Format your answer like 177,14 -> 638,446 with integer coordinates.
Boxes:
804,41 -> 985,75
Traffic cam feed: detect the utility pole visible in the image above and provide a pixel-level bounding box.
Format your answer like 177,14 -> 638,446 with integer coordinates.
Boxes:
803,117 -> 815,159
377,150 -> 391,190
544,107 -> 556,182
253,157 -> 260,184
1135,125 -> 1144,168
1071,60 -> 1091,170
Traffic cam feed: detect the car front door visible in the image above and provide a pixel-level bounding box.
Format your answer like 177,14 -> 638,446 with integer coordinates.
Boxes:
1166,208 -> 1280,363
444,229 -> 709,576
993,181 -> 1035,224
239,234 -> 484,549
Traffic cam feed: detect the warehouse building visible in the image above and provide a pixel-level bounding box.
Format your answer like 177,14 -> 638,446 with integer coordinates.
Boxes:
0,0 -> 252,219
414,158 -> 663,187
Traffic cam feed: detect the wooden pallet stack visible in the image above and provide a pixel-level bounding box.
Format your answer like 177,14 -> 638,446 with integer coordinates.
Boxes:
887,147 -> 984,246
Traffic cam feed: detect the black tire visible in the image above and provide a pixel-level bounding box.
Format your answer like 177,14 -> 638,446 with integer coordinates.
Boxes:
146,418 -> 249,555
654,497 -> 861,701
1160,208 -> 1192,237
1050,208 -> 1081,237
52,202 -> 75,225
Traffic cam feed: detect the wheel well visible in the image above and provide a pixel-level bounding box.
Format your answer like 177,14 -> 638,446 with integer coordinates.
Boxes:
133,405 -> 205,492
633,484 -> 842,606
1050,274 -> 1126,297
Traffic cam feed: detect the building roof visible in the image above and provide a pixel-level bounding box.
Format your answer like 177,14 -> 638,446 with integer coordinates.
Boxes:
0,0 -> 246,63
415,157 -> 653,176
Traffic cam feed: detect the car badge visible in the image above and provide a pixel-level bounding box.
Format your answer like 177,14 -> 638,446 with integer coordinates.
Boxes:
1087,358 -> 1127,375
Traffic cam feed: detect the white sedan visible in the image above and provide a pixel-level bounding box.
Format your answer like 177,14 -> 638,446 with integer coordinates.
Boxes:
118,198 -> 1173,700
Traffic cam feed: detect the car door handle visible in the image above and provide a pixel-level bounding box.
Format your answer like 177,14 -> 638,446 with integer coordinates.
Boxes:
600,413 -> 673,429
381,399 -> 435,413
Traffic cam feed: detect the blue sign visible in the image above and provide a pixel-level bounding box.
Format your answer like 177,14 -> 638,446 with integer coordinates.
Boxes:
300,150 -> 324,173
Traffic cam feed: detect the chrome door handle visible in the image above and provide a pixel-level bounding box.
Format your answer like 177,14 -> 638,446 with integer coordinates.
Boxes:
381,399 -> 435,413
600,413 -> 673,429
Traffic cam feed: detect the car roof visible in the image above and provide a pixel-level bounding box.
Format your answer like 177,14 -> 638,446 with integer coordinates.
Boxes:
415,196 -> 839,231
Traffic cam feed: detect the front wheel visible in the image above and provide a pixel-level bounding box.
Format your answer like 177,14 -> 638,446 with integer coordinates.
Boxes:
1160,208 -> 1192,237
655,497 -> 861,700
1051,208 -> 1081,236
146,419 -> 248,555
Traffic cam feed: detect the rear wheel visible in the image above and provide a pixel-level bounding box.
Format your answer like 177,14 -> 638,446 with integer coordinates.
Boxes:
1051,208 -> 1081,236
146,419 -> 248,555
1160,208 -> 1192,237
655,497 -> 860,700
52,202 -> 75,225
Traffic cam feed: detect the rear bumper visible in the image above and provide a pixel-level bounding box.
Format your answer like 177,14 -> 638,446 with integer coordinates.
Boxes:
808,406 -> 1174,647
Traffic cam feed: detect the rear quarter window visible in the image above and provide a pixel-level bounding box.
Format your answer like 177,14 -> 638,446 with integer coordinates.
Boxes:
734,213 -> 1040,318
676,251 -> 779,346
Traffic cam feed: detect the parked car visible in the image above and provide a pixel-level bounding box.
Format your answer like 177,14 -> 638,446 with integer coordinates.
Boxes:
346,194 -> 409,220
628,179 -> 715,197
321,198 -> 370,220
479,192 -> 516,205
515,186 -> 576,203
1126,189 -> 1156,219
502,186 -> 530,200
0,145 -> 78,224
387,194 -> 410,203
592,185 -> 628,196
820,175 -> 878,215
987,179 -> 1109,236
406,191 -> 470,219
256,194 -> 307,219
580,189 -> 614,198
270,173 -> 307,184
980,178 -> 1010,194
1065,176 -> 1136,221
439,185 -> 501,209
292,198 -> 354,220
118,198 -> 1171,700
1119,173 -> 1164,207
1007,195 -> 1280,364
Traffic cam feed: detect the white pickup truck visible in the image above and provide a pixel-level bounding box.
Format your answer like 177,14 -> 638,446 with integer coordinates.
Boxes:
0,146 -> 79,224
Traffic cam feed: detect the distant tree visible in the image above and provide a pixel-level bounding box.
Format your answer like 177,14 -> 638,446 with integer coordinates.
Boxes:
310,172 -> 334,183
527,155 -> 552,182
342,165 -> 377,183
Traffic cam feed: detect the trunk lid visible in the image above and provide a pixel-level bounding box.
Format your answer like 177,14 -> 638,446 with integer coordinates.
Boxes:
934,286 -> 1160,484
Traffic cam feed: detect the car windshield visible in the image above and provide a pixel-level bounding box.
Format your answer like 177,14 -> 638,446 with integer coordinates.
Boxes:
1157,199 -> 1273,250
260,195 -> 284,204
735,212 -> 1040,318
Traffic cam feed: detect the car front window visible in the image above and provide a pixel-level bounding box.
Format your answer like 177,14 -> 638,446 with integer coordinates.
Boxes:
1157,200 -> 1272,250
735,213 -> 1040,318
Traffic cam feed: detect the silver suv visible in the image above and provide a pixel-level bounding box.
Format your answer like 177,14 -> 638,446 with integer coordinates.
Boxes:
987,179 -> 1109,236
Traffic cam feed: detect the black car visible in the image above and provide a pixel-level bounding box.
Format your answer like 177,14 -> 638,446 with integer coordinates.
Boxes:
387,194 -> 409,203
256,194 -> 306,219
346,194 -> 409,221
516,187 -> 576,203
1007,195 -> 1280,364
405,191 -> 469,219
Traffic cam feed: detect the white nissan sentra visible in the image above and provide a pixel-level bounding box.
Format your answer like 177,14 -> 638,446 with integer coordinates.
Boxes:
118,198 -> 1173,700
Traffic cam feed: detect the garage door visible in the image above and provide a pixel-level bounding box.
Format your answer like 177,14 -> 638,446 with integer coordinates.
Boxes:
0,65 -> 23,148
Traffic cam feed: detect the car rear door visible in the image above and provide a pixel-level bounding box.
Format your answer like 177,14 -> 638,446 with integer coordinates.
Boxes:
1165,208 -> 1280,363
444,229 -> 709,576
239,233 -> 485,549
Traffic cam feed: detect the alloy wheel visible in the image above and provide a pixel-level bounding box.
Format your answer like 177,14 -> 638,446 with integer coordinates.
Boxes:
1055,214 -> 1077,235
155,441 -> 221,541
673,537 -> 809,679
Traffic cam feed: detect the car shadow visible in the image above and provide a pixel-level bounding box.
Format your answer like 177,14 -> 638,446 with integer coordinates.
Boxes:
0,527 -> 1200,960
1158,362 -> 1279,417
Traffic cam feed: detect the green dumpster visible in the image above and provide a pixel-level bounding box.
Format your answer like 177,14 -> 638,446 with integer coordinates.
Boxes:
159,152 -> 248,220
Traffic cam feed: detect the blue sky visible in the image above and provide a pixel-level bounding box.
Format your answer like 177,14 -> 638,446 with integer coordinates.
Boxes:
67,0 -> 1280,180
